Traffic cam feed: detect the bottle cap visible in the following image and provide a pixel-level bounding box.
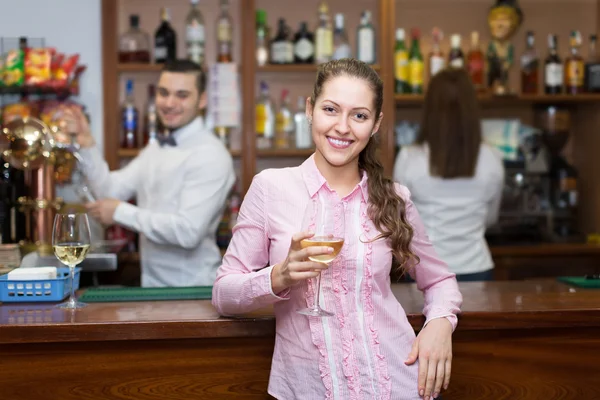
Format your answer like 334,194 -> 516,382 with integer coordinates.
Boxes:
451,34 -> 461,48
396,28 -> 405,41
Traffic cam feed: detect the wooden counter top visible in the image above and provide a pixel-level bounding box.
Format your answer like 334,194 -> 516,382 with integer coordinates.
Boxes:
490,242 -> 600,256
2,279 -> 600,345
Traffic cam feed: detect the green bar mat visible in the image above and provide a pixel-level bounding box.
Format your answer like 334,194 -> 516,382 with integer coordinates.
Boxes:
557,277 -> 600,289
79,286 -> 213,302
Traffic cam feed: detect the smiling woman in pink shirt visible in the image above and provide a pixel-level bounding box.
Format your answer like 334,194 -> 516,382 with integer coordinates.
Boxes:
212,58 -> 463,400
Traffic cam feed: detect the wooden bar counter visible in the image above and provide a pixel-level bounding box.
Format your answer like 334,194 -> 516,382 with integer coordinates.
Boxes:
1,280 -> 600,399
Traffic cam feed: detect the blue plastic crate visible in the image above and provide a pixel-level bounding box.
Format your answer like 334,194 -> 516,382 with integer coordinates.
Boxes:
0,267 -> 81,303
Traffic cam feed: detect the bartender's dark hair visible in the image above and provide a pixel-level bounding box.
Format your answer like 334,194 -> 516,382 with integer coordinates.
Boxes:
417,68 -> 482,178
162,59 -> 207,94
309,58 -> 418,276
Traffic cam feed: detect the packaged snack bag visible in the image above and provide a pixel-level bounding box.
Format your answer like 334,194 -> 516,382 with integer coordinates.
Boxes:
3,49 -> 24,86
25,48 -> 53,86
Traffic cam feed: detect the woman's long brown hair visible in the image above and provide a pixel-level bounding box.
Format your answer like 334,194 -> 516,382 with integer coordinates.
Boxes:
417,68 -> 482,178
309,58 -> 418,275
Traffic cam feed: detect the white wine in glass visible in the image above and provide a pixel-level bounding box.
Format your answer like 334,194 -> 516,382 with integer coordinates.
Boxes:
297,199 -> 345,317
52,213 -> 91,309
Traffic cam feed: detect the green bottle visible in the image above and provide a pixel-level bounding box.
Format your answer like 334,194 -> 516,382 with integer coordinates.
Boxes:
408,28 -> 424,94
394,28 -> 410,93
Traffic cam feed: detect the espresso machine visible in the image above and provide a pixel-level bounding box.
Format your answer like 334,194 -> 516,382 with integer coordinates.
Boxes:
486,106 -> 581,245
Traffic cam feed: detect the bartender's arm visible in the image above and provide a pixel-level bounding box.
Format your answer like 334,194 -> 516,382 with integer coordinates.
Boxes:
107,149 -> 235,249
63,106 -> 145,201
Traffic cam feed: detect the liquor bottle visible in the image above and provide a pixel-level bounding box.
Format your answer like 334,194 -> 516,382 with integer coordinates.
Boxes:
332,13 -> 351,60
185,0 -> 205,66
467,31 -> 485,91
356,10 -> 375,64
294,96 -> 312,149
315,1 -> 333,64
544,34 -> 563,94
275,90 -> 294,149
520,31 -> 539,94
255,9 -> 269,66
429,27 -> 445,79
270,19 -> 293,64
154,8 -> 177,64
121,79 -> 139,149
294,22 -> 315,64
216,0 -> 233,63
564,30 -> 584,95
584,34 -> 600,92
119,15 -> 151,63
0,157 -> 26,244
143,84 -> 161,146
394,28 -> 410,94
255,81 -> 274,149
448,34 -> 464,68
408,28 -> 424,94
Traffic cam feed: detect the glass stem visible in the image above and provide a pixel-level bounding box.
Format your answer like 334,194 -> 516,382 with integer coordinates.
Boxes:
314,272 -> 322,310
69,265 -> 76,303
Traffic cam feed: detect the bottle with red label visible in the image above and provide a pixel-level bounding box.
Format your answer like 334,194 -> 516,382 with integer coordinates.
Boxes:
467,31 -> 485,91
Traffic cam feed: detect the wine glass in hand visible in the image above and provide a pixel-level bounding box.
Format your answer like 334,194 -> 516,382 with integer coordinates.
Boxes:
52,213 -> 91,309
297,199 -> 345,317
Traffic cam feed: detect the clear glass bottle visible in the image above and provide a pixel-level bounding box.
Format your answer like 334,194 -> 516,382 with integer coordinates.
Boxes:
332,13 -> 351,60
119,15 -> 151,63
315,1 -> 333,64
356,10 -> 375,64
185,0 -> 205,66
294,96 -> 311,149
467,31 -> 485,91
216,0 -> 233,63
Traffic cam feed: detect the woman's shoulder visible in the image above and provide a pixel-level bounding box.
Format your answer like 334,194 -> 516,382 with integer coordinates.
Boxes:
251,165 -> 304,192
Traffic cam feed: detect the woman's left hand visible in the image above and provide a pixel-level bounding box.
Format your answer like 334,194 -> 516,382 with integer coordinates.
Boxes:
404,318 -> 453,399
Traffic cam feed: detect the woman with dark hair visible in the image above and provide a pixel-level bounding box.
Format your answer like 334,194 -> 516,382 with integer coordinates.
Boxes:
213,58 -> 462,399
394,68 -> 504,281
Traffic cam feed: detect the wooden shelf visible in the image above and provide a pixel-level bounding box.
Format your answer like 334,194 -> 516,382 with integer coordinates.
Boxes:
257,64 -> 380,73
257,148 -> 314,158
117,148 -> 242,158
395,93 -> 600,106
117,63 -> 164,72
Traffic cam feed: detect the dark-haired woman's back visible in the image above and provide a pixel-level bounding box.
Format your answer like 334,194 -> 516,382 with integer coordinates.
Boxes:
394,142 -> 504,280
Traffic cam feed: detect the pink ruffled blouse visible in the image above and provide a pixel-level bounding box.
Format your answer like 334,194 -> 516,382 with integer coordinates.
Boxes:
212,155 -> 463,400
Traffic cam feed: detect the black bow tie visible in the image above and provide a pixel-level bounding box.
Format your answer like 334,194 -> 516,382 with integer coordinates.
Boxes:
157,134 -> 177,147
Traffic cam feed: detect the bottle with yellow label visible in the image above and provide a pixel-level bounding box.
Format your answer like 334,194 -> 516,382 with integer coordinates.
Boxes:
394,28 -> 410,93
255,81 -> 274,149
408,27 -> 424,94
565,30 -> 584,95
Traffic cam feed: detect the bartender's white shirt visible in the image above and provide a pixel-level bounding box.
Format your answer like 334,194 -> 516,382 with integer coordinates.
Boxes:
394,143 -> 504,275
79,116 -> 235,287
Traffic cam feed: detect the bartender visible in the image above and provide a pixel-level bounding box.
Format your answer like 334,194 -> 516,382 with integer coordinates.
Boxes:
64,59 -> 236,287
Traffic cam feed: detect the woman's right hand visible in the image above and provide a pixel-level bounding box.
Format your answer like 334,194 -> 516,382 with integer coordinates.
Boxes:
271,232 -> 333,294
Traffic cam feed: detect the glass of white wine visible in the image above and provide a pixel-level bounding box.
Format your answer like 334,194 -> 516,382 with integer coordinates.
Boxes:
52,213 -> 91,309
297,199 -> 345,317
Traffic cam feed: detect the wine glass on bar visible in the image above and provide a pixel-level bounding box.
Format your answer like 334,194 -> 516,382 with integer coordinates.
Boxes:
52,213 -> 91,309
297,199 -> 345,317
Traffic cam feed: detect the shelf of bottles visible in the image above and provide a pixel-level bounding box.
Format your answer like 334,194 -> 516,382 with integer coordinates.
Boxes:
392,26 -> 600,105
253,1 -> 379,154
116,0 -> 239,154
